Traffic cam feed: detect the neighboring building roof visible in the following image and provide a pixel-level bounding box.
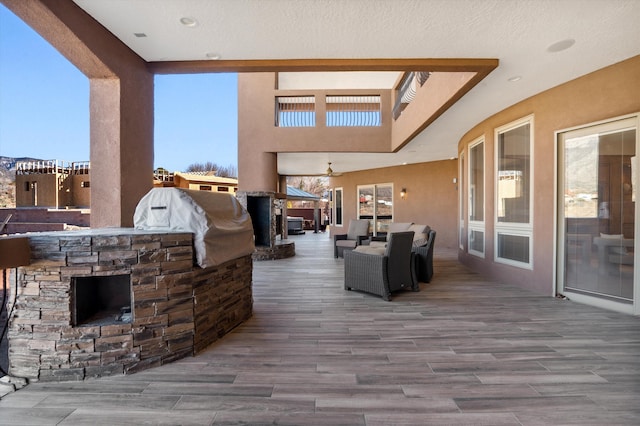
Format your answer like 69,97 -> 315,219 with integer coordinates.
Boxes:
174,172 -> 238,185
287,185 -> 320,200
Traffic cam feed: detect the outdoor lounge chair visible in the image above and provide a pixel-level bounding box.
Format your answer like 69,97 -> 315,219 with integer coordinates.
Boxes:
344,231 -> 415,301
413,229 -> 436,283
334,219 -> 370,258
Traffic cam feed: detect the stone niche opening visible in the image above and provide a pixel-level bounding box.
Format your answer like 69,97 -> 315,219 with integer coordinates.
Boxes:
72,274 -> 132,326
246,196 -> 272,246
236,191 -> 295,260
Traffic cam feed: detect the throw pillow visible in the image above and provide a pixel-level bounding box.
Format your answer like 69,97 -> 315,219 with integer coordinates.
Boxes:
412,238 -> 428,248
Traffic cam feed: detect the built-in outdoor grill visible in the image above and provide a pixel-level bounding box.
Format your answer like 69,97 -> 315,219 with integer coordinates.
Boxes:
134,188 -> 255,268
6,189 -> 255,381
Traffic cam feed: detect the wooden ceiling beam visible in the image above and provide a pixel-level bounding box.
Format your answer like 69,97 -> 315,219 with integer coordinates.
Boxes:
147,58 -> 498,75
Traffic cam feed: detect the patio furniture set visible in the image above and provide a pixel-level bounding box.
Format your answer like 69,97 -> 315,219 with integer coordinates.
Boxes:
334,219 -> 436,301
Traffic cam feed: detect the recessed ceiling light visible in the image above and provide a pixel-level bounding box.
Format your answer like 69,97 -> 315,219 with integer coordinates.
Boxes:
134,33 -> 147,38
206,52 -> 221,60
508,75 -> 522,82
547,38 -> 575,53
180,17 -> 198,27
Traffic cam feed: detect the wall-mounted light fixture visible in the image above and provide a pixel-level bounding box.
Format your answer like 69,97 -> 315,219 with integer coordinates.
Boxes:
400,188 -> 407,199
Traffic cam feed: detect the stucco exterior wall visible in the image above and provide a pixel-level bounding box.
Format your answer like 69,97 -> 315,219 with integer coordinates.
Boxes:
15,174 -> 65,208
237,73 -> 393,193
329,159 -> 459,249
238,73 -> 392,153
391,72 -> 476,150
70,174 -> 91,207
457,55 -> 640,296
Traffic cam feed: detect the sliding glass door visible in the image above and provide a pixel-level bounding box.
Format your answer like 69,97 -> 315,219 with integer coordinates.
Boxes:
358,184 -> 393,235
558,116 -> 638,313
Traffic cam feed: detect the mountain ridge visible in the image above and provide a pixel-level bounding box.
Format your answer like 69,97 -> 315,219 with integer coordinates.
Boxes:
0,156 -> 44,207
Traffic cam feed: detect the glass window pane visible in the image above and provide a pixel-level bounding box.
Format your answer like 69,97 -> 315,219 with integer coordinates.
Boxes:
335,188 -> 343,226
470,142 -> 484,221
375,184 -> 393,219
460,153 -> 464,222
358,184 -> 394,235
561,126 -> 635,301
469,230 -> 484,253
497,233 -> 530,263
358,186 -> 374,219
498,123 -> 530,223
376,185 -> 393,234
459,153 -> 465,249
564,136 -> 598,218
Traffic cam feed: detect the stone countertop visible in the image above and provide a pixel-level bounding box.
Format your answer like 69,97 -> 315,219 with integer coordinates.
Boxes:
20,227 -> 194,238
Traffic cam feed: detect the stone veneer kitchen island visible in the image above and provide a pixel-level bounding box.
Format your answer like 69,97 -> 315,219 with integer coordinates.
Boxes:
6,228 -> 253,381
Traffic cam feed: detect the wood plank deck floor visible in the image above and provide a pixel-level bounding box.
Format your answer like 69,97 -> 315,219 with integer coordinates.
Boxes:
1,231 -> 639,425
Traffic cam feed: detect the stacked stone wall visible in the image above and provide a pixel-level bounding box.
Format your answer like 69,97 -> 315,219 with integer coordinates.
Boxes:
7,229 -> 253,381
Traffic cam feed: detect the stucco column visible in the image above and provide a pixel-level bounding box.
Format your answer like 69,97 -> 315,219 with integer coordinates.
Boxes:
90,72 -> 154,228
278,175 -> 288,194
237,73 -> 279,194
238,151 -> 278,193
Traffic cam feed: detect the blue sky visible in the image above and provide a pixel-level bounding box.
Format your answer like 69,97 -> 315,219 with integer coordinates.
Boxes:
0,4 -> 238,172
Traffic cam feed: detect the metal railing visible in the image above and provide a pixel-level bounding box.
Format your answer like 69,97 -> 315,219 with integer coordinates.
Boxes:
326,95 -> 381,127
393,72 -> 431,120
72,161 -> 90,175
275,94 -> 383,127
16,159 -> 72,175
275,96 -> 316,127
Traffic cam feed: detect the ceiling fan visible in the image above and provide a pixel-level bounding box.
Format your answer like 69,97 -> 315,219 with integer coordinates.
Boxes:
324,162 -> 343,177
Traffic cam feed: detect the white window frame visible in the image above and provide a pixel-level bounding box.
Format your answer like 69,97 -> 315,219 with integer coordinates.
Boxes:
459,152 -> 465,250
468,137 -> 485,258
357,183 -> 394,236
334,187 -> 343,227
555,113 -> 640,316
495,115 -> 534,269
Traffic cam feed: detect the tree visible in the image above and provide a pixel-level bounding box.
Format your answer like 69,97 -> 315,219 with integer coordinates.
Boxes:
185,162 -> 237,178
286,176 -> 329,198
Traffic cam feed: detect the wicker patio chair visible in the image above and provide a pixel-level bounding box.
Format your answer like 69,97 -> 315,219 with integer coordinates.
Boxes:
344,231 -> 416,301
413,229 -> 436,283
334,219 -> 370,258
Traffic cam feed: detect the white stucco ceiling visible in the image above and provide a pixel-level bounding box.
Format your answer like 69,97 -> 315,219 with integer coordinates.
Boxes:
72,0 -> 640,176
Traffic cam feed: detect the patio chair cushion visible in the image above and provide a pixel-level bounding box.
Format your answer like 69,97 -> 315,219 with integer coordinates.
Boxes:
347,219 -> 370,241
388,222 -> 413,233
369,222 -> 412,248
409,224 -> 430,244
335,239 -> 358,249
354,245 -> 386,256
368,240 -> 387,249
412,237 -> 429,248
